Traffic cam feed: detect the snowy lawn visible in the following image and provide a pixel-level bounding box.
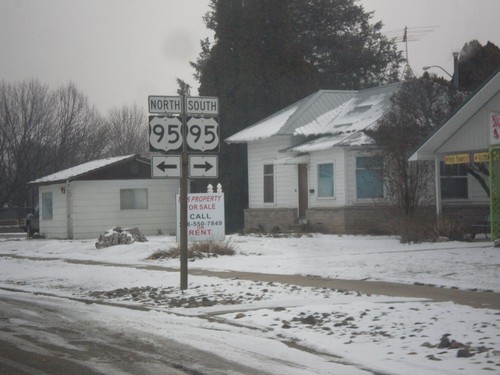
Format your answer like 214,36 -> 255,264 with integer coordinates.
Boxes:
0,233 -> 498,374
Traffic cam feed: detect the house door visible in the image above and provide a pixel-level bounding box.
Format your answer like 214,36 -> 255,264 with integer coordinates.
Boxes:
298,164 -> 308,218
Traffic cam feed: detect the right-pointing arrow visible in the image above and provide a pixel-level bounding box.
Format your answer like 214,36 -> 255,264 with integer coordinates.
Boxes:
193,161 -> 213,171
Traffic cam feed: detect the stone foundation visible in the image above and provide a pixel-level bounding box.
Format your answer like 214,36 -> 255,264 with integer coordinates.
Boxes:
306,206 -> 400,235
244,208 -> 297,232
244,204 -> 490,235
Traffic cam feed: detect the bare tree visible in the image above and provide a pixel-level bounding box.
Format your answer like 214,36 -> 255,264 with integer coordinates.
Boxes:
0,79 -> 55,207
0,80 -> 110,207
52,83 -> 107,169
367,75 -> 464,215
75,110 -> 109,162
103,104 -> 148,157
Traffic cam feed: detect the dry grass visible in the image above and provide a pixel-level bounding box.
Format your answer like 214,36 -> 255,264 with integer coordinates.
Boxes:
148,239 -> 236,260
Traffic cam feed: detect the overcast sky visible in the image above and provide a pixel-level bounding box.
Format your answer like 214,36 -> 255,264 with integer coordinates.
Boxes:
0,0 -> 498,114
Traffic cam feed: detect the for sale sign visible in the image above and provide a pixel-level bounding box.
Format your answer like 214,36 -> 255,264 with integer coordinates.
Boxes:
176,192 -> 225,242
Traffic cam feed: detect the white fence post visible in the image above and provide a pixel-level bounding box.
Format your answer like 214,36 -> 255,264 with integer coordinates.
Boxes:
217,183 -> 222,193
207,184 -> 213,193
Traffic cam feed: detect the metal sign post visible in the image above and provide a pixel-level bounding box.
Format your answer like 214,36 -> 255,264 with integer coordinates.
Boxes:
148,95 -> 219,291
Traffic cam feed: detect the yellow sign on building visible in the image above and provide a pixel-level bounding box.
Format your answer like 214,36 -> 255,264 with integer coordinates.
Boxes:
473,152 -> 489,163
444,153 -> 470,165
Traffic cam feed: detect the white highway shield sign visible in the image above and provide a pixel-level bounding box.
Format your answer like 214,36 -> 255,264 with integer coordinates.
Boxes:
149,115 -> 183,153
188,155 -> 218,178
186,117 -> 219,152
151,155 -> 181,178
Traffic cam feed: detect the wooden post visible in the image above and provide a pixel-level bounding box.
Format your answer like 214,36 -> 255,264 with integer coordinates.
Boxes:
180,97 -> 188,290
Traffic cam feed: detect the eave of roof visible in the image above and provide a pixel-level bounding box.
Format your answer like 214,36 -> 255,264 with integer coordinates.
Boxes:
28,154 -> 149,186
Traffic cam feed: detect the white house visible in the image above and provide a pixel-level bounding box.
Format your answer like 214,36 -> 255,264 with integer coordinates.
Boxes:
28,155 -> 179,239
226,84 -> 403,234
410,70 -> 499,232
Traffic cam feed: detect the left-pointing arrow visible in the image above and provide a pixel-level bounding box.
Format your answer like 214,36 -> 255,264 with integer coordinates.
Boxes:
157,161 -> 177,172
193,161 -> 213,171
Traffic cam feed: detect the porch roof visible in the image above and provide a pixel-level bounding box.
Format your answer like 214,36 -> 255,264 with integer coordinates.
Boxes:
409,69 -> 500,161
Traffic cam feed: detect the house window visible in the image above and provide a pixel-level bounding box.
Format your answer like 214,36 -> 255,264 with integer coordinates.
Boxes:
263,164 -> 274,203
356,156 -> 383,199
318,163 -> 334,197
41,192 -> 53,220
120,189 -> 148,209
440,162 -> 468,199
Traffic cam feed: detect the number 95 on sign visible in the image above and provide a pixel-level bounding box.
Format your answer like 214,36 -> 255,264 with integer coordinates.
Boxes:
149,116 -> 182,153
149,116 -> 220,153
187,117 -> 219,152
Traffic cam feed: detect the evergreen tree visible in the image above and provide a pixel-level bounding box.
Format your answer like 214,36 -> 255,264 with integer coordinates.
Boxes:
289,0 -> 403,89
192,0 -> 404,230
458,40 -> 500,92
195,0 -> 318,231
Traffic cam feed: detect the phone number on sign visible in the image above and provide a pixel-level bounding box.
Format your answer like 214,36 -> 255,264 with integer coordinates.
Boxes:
188,221 -> 223,228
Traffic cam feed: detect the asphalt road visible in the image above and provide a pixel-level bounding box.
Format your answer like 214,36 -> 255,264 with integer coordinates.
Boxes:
0,294 -> 267,375
0,252 -> 496,374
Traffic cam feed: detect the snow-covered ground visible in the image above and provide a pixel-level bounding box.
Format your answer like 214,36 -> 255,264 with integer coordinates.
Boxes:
0,233 -> 499,374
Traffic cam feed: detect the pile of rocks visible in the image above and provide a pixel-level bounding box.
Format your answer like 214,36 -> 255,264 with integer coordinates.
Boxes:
88,285 -> 242,308
95,226 -> 147,249
422,333 -> 492,359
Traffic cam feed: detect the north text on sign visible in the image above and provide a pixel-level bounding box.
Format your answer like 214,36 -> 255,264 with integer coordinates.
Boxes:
148,96 -> 182,114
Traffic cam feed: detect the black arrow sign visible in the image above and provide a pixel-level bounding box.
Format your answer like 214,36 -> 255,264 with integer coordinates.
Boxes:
193,161 -> 213,172
157,161 -> 178,172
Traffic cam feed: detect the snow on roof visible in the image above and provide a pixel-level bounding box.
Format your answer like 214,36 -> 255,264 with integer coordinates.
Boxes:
285,84 -> 400,152
291,100 -> 352,136
289,132 -> 375,153
226,84 -> 399,150
29,155 -> 137,185
225,105 -> 299,143
225,90 -> 355,143
294,84 -> 399,137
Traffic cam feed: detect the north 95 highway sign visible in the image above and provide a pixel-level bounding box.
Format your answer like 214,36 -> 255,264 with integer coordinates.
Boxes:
149,115 -> 183,153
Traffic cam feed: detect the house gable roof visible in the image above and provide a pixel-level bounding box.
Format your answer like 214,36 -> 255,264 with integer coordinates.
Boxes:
409,69 -> 500,161
28,155 -> 150,186
226,84 -> 400,152
225,90 -> 356,143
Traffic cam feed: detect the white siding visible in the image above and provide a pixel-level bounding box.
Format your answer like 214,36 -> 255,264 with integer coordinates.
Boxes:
438,90 -> 500,154
309,148 -> 347,207
247,136 -> 298,209
39,184 -> 68,238
435,91 -> 496,205
70,179 -> 179,239
468,176 -> 489,203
